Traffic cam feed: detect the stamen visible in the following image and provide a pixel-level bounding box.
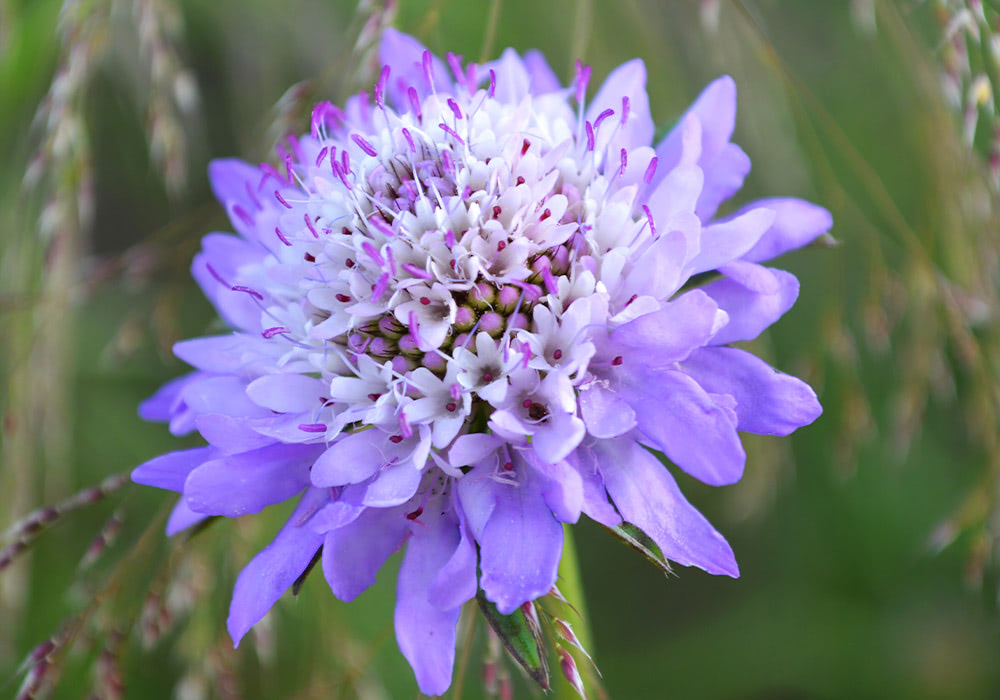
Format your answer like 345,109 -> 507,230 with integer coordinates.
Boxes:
298,423 -> 327,433
594,108 -> 615,130
447,98 -> 463,120
585,121 -> 595,151
304,214 -> 319,238
438,122 -> 465,144
574,61 -> 591,104
262,326 -> 289,339
422,50 -> 435,90
315,146 -> 329,168
407,87 -> 423,121
398,411 -> 413,439
231,285 -> 264,300
402,263 -> 432,280
206,264 -> 228,287
488,69 -> 496,98
447,52 -> 464,85
233,205 -> 255,227
371,272 -> 390,300
274,190 -> 293,209
643,156 -> 658,184
352,134 -> 378,157
642,204 -> 656,237
619,148 -> 628,177
361,241 -> 384,267
553,349 -> 563,360
275,226 -> 292,246
612,355 -> 624,366
401,127 -> 416,153
621,96 -> 630,125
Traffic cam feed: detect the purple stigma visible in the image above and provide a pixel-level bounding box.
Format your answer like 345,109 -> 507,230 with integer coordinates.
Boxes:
398,411 -> 413,439
275,226 -> 292,246
488,69 -> 496,98
441,149 -> 454,174
259,162 -> 284,187
401,263 -> 432,280
438,122 -> 465,144
386,246 -> 398,275
447,98 -> 463,120
368,214 -> 395,238
444,230 -> 456,247
401,127 -> 416,153
541,266 -> 558,295
275,190 -> 292,209
585,121 -> 595,151
332,162 -> 353,191
643,156 -> 658,185
642,204 -> 656,237
233,205 -> 255,227
362,241 -> 385,266
262,326 -> 290,339
371,272 -> 390,301
446,52 -> 464,85
304,214 -> 319,238
231,285 -> 264,300
621,96 -> 630,125
298,423 -> 327,434
407,87 -> 423,121
206,263 -> 228,287
619,148 -> 628,177
244,181 -> 261,210
341,148 -> 351,174
594,108 -> 615,130
352,134 -> 378,157
315,146 -> 329,168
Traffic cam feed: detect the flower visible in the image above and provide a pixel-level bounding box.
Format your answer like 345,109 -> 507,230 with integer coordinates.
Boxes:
133,28 -> 828,695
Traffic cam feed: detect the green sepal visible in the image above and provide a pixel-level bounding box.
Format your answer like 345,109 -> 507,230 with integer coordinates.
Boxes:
476,590 -> 550,690
604,522 -> 673,576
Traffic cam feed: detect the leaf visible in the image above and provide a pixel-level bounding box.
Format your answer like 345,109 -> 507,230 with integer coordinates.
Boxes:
603,522 -> 673,576
476,590 -> 550,690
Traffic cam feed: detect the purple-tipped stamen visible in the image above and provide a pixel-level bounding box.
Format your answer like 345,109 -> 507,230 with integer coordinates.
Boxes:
352,134 -> 378,158
231,285 -> 264,300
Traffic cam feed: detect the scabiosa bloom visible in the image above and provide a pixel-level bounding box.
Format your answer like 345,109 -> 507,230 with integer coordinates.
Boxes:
133,29 -> 828,695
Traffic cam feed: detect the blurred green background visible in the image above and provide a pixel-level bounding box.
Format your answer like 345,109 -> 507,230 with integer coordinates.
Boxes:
3,0 -> 1000,698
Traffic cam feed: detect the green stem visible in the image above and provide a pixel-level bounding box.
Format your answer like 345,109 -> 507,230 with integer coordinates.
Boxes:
551,524 -> 597,699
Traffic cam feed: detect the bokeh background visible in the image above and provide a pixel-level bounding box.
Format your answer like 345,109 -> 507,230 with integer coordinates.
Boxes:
3,1 -> 1000,698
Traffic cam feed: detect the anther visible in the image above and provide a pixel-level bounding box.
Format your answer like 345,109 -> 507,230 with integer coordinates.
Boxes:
521,139 -> 531,156
446,402 -> 457,412
553,349 -> 563,360
516,176 -> 526,185
612,355 -> 624,366
335,293 -> 351,303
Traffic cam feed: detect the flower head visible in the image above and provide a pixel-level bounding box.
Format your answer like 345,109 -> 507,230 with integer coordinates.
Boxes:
134,28 -> 828,695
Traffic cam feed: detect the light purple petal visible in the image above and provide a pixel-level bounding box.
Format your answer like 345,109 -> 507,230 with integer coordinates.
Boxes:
322,504 -> 409,602
455,461 -> 500,541
479,468 -> 563,614
194,414 -> 275,454
138,372 -> 198,425
360,463 -> 424,507
685,207 -> 775,276
621,366 -> 745,486
191,234 -> 266,332
208,158 -> 260,213
522,49 -> 562,94
525,452 -> 583,524
311,431 -> 386,487
174,335 -> 254,374
486,48 -> 532,103
532,410 -> 585,464
166,498 -> 209,536
227,488 -> 327,646
246,373 -> 326,413
696,142 -> 751,221
596,438 -> 739,577
703,264 -> 799,345
578,382 -> 636,439
740,198 -> 833,263
567,448 -> 622,527
427,505 -> 478,611
395,507 -> 463,696
654,75 -> 736,186
610,289 -> 721,367
184,443 -> 317,517
133,446 -> 215,492
682,347 -> 822,435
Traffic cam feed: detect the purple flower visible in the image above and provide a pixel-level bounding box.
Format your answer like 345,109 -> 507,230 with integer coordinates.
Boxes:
133,28 -> 827,695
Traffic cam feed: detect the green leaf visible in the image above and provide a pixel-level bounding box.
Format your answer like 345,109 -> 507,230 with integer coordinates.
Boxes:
476,590 -> 550,690
604,522 -> 673,577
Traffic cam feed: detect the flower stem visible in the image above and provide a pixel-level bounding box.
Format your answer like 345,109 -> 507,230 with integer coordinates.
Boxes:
552,524 -> 598,699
